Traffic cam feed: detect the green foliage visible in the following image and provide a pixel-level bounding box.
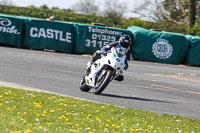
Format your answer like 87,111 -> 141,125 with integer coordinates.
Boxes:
0,5 -> 196,35
189,14 -> 200,36
189,25 -> 200,36
121,18 -> 148,29
0,87 -> 200,132
146,21 -> 188,34
0,5 -> 103,24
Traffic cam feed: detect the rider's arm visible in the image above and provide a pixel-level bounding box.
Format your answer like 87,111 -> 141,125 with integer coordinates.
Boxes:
102,41 -> 119,52
124,49 -> 131,70
126,49 -> 131,61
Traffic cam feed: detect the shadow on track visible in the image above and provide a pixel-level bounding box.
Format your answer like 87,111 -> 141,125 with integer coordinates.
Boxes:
100,93 -> 173,104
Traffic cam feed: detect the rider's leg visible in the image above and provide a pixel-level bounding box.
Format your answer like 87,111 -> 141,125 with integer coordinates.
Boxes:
86,52 -> 101,73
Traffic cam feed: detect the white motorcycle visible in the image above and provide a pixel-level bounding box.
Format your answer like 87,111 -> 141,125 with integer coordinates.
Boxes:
79,47 -> 127,95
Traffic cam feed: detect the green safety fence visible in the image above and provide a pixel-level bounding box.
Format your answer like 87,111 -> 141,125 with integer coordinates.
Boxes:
0,14 -> 25,48
23,18 -> 75,54
128,26 -> 190,64
73,24 -> 132,54
184,35 -> 200,65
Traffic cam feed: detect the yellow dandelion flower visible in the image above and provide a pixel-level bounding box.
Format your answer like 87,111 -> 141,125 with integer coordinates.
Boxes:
48,96 -> 54,99
101,106 -> 105,109
75,124 -> 79,127
96,110 -> 99,112
0,95 -> 3,98
4,92 -> 9,95
66,113 -> 70,115
136,128 -> 140,131
107,119 -> 110,122
26,124 -> 32,127
7,108 -> 10,111
33,95 -> 36,98
50,110 -> 55,113
112,124 -> 116,127
33,102 -> 42,108
105,124 -> 109,127
96,117 -> 100,121
69,129 -> 73,132
116,126 -> 120,128
43,110 -> 47,114
0,103 -> 3,107
39,126 -> 43,129
58,108 -> 62,111
24,129 -> 33,133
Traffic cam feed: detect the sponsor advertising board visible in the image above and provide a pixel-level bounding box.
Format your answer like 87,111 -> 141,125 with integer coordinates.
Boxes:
0,15 -> 25,47
23,19 -> 74,54
74,24 -> 132,54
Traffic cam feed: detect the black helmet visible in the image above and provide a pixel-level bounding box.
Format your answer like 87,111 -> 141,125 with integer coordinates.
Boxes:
119,35 -> 131,48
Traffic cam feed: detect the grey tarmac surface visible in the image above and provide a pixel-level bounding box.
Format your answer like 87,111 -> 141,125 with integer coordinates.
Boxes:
0,46 -> 200,119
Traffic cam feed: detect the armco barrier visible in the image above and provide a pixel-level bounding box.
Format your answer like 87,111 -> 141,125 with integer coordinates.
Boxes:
128,26 -> 190,64
184,35 -> 200,65
23,18 -> 75,54
0,14 -> 25,48
73,24 -> 132,54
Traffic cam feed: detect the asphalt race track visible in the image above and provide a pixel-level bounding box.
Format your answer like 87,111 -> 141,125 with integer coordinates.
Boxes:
0,46 -> 200,119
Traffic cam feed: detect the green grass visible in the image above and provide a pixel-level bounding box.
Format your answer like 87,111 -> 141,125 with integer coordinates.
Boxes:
0,87 -> 199,133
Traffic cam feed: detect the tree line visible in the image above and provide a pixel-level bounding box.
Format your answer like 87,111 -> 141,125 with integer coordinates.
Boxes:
0,0 -> 200,36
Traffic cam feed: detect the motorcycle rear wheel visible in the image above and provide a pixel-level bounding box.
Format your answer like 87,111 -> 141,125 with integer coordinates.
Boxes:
94,70 -> 112,95
79,78 -> 91,92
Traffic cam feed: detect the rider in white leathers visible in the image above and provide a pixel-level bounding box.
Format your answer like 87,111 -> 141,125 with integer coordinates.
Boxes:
86,35 -> 132,81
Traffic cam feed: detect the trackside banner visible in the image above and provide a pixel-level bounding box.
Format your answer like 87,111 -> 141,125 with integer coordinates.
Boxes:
184,35 -> 200,65
74,24 -> 132,54
128,26 -> 190,64
23,19 -> 74,53
0,14 -> 25,48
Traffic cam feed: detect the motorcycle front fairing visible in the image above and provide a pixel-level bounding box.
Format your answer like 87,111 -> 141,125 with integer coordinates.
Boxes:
85,48 -> 126,88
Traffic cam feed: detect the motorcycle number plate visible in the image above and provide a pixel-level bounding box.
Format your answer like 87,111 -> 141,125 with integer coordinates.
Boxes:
115,58 -> 120,62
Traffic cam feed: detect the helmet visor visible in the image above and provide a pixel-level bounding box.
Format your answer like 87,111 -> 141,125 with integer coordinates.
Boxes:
120,41 -> 130,48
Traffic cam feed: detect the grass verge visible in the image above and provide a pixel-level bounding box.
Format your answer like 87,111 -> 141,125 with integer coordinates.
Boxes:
0,87 -> 199,133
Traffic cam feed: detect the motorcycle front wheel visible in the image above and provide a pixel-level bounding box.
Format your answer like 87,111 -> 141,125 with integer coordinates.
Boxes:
79,77 -> 91,92
94,70 -> 113,95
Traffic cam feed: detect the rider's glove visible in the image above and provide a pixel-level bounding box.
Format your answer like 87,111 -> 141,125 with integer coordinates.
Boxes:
124,63 -> 128,70
101,50 -> 107,56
